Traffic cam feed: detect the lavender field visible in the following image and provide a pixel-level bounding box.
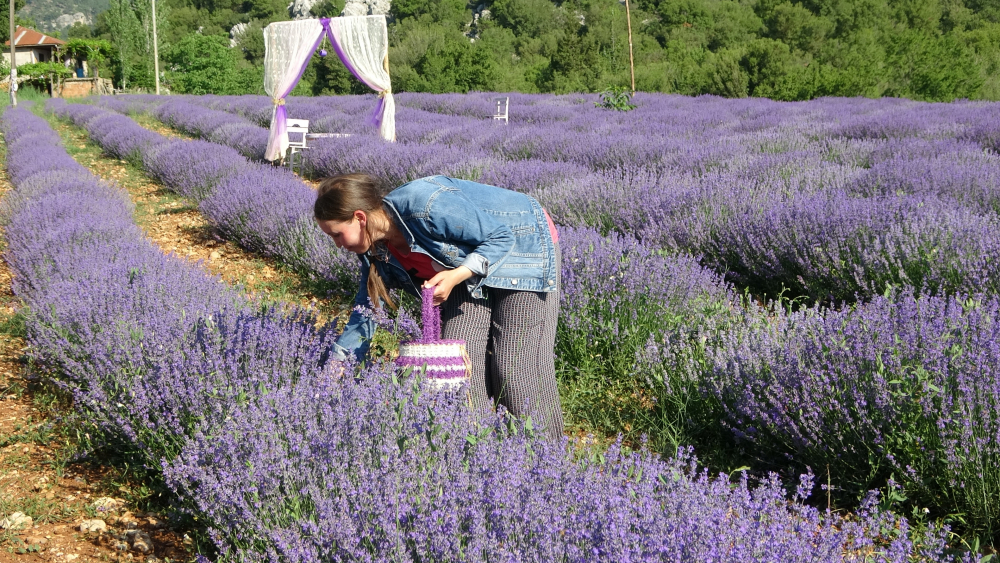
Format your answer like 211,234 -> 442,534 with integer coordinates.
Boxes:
6,92 -> 1000,559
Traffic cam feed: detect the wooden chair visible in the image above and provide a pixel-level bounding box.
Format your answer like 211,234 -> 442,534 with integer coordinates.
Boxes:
492,97 -> 509,123
286,118 -> 310,173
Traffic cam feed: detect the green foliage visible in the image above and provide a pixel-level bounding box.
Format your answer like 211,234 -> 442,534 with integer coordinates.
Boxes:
594,85 -> 635,110
0,0 -> 27,43
233,20 -> 267,65
309,0 -> 346,18
65,22 -> 94,39
391,20 -> 498,92
77,0 -> 1000,98
104,0 -> 159,89
17,62 -> 73,80
392,0 -> 467,24
65,38 -> 115,78
164,32 -> 260,94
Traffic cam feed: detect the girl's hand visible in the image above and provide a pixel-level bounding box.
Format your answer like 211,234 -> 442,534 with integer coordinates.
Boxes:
424,267 -> 474,306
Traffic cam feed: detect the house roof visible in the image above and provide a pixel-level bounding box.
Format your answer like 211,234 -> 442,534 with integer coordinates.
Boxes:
4,26 -> 66,48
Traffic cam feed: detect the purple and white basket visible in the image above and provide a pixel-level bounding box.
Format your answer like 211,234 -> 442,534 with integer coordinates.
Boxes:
395,286 -> 471,391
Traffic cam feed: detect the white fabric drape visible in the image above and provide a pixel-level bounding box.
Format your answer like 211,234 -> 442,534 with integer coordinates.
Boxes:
263,19 -> 326,161
262,16 -> 396,161
328,16 -> 395,141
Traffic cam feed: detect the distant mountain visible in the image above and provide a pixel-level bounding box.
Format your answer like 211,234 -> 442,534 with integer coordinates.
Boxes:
22,0 -> 107,32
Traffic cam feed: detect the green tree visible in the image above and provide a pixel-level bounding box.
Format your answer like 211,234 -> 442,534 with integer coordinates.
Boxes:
884,28 -> 983,100
764,1 -> 834,53
545,15 -> 601,92
394,24 -> 497,92
65,22 -> 94,40
0,0 -> 27,44
310,0 -> 347,17
104,0 -> 166,89
392,0 -> 467,24
164,32 -> 259,94
491,0 -> 557,37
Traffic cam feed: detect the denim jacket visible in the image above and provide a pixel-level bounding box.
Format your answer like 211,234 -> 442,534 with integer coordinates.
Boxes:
331,175 -> 558,362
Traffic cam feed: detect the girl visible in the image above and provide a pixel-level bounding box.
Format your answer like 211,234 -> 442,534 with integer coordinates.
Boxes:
315,173 -> 564,440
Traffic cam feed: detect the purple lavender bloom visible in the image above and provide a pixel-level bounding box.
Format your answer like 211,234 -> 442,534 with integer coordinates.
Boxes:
5,104 -> 960,562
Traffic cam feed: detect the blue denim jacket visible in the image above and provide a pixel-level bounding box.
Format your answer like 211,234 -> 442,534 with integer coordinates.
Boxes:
332,175 -> 558,361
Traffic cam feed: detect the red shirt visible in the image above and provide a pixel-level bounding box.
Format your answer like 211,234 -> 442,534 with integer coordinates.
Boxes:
388,209 -> 559,281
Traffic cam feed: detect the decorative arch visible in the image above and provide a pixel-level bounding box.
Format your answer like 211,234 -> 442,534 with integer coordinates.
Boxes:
263,15 -> 395,162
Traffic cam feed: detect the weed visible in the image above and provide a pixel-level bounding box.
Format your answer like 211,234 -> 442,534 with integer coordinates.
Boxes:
595,86 -> 636,111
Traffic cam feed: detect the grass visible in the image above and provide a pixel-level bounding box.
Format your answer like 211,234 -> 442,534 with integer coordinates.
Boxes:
2,85 -> 50,106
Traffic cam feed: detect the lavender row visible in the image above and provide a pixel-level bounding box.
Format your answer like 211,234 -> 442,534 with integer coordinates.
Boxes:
135,93 -> 1000,302
46,99 -> 358,292
683,290 -> 1000,533
0,104 -> 341,478
53,97 -> 743,449
5,106 -> 956,562
58,97 -> 1000,536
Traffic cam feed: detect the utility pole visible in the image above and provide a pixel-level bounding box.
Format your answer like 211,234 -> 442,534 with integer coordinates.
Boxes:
151,0 -> 160,94
8,0 -> 16,106
624,0 -> 635,95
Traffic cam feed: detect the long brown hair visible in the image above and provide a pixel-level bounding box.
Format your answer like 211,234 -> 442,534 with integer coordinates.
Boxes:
315,174 -> 396,310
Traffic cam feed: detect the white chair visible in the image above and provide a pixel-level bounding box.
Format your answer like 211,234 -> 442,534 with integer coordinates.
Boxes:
492,97 -> 509,123
286,118 -> 310,173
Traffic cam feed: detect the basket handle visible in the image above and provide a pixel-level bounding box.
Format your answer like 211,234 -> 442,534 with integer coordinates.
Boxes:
421,285 -> 441,343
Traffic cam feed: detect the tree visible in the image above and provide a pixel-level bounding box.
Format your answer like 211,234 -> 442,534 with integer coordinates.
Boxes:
105,0 -> 146,88
164,32 -> 259,94
105,0 -> 167,89
65,22 -> 93,40
0,0 -> 26,44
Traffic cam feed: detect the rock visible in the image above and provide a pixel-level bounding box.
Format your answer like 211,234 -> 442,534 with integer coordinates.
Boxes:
54,12 -> 91,30
79,519 -> 107,533
146,516 -> 166,530
341,1 -> 367,16
127,530 -> 153,554
289,0 -> 321,19
230,22 -> 250,47
369,0 -> 391,14
0,512 -> 32,530
341,0 -> 390,16
209,251 -> 221,261
92,497 -> 120,514
23,536 -> 47,545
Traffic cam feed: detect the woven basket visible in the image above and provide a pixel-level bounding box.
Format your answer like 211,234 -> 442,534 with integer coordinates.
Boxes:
395,286 -> 472,391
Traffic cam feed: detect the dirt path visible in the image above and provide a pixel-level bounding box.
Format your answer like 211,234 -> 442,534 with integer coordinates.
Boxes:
0,139 -> 191,563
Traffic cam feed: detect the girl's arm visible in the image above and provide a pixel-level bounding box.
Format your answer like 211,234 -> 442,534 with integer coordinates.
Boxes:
330,258 -> 378,362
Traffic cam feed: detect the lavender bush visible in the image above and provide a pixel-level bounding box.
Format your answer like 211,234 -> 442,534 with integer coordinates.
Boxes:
127,93 -> 1000,304
46,99 -> 356,286
2,105 -> 957,562
48,95 -> 1000,541
689,290 -> 1000,536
